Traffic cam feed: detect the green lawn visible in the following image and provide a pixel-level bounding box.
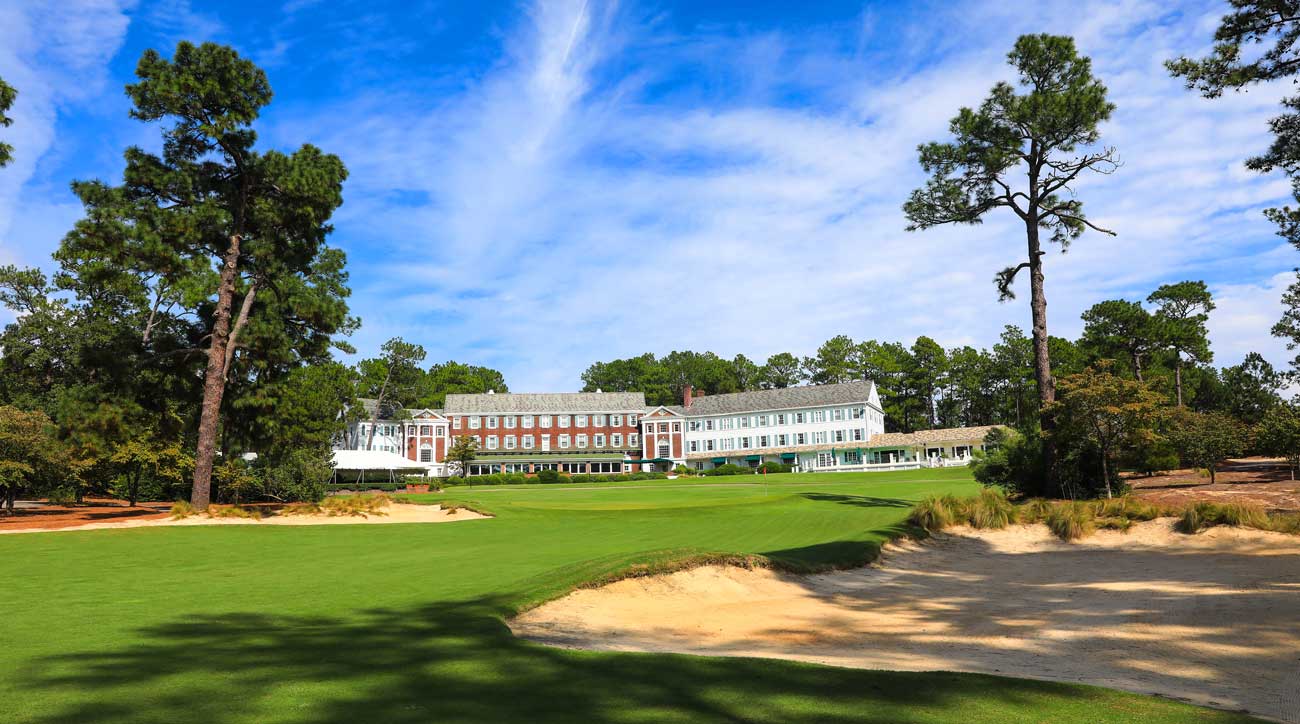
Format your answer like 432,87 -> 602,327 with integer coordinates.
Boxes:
0,468 -> 1258,723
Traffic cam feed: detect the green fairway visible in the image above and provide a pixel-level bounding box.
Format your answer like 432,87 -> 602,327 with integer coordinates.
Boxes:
0,469 -> 1259,723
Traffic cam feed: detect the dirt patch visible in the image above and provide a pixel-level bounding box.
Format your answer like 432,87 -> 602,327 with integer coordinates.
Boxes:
1129,458 -> 1300,512
0,498 -> 172,532
0,502 -> 486,534
513,521 -> 1300,723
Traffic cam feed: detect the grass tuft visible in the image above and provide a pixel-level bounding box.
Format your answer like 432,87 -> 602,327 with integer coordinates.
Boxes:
168,500 -> 195,519
207,505 -> 263,520
321,494 -> 391,517
1045,502 -> 1095,542
907,496 -> 956,532
967,488 -> 1017,529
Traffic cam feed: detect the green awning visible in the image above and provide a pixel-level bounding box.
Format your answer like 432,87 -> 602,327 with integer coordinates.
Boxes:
711,457 -> 726,464
780,453 -> 797,460
640,458 -> 675,464
744,455 -> 761,462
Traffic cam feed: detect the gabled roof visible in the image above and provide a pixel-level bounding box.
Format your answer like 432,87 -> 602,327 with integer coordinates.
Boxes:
444,391 -> 647,414
681,381 -> 877,417
644,405 -> 685,417
867,425 -> 1005,448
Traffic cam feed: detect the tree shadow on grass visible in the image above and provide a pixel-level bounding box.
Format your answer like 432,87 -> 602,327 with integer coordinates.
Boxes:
16,594 -> 1192,724
798,493 -> 913,509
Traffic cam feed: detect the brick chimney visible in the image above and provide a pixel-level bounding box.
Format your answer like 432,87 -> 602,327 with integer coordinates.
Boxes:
683,384 -> 694,409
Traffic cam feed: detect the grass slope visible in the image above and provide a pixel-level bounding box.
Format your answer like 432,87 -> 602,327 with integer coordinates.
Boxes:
0,468 -> 1258,723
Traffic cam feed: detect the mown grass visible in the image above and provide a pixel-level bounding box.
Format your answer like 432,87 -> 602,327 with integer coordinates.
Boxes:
0,469 -> 1262,723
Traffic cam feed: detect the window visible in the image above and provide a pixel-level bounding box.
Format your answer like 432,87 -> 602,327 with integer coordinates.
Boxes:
505,435 -> 517,450
844,450 -> 862,464
853,428 -> 864,441
419,447 -> 433,462
795,432 -> 807,445
777,434 -> 788,446
672,422 -> 681,432
813,410 -> 827,423
705,420 -> 715,431
658,442 -> 670,458
740,437 -> 751,449
832,408 -> 845,421
522,415 -> 533,428
739,417 -> 749,428
470,416 -> 481,429
612,433 -> 623,447
452,417 -> 462,429
576,414 -> 588,427
817,452 -> 836,467
777,413 -> 786,425
628,415 -> 638,427
852,407 -> 864,419
689,440 -> 699,452
705,439 -> 715,451
576,434 -> 588,448
420,425 -> 432,435
833,430 -> 845,443
487,435 -> 499,450
541,435 -> 551,450
594,414 -> 606,426
594,434 -> 605,447
559,434 -> 571,449
759,435 -> 769,447
720,418 -> 733,430
540,415 -> 552,428
487,416 -> 498,429
795,412 -> 806,424
758,415 -> 768,427
689,421 -> 701,432
557,415 -> 570,428
658,422 -> 668,433
629,433 -> 639,447
523,435 -> 535,449
611,414 -> 622,427
504,416 -> 516,429
814,431 -> 827,444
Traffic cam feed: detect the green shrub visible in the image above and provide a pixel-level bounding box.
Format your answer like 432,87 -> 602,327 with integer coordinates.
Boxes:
46,487 -> 77,505
756,462 -> 792,474
1045,502 -> 1094,541
259,449 -> 331,503
705,464 -> 749,477
536,469 -> 560,484
673,464 -> 693,476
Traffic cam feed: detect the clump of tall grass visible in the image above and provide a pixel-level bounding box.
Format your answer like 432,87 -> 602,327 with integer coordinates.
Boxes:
1097,516 -> 1133,532
1017,498 -> 1054,524
967,488 -> 1017,529
207,505 -> 263,520
1175,501 -> 1269,534
281,501 -> 323,516
169,500 -> 195,519
1270,513 -> 1300,535
321,494 -> 391,517
1091,496 -> 1162,522
1045,502 -> 1095,541
909,496 -> 961,530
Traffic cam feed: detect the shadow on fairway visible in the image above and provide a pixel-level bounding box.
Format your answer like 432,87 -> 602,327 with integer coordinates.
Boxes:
18,596 -> 1159,724
798,493 -> 913,509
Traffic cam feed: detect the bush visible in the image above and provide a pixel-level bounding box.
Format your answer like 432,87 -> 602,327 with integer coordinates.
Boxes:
536,469 -> 560,484
971,427 -> 1045,498
1045,502 -> 1094,541
1176,501 -> 1270,533
704,464 -> 749,477
756,462 -> 792,474
1175,502 -> 1214,534
46,487 -> 78,505
1098,516 -> 1133,532
208,505 -> 263,519
672,464 -> 693,476
259,449 -> 331,503
169,500 -> 195,519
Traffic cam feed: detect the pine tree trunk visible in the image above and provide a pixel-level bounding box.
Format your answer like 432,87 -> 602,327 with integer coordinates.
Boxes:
190,235 -> 242,511
1175,357 -> 1184,407
1026,222 -> 1058,496
1101,451 -> 1112,499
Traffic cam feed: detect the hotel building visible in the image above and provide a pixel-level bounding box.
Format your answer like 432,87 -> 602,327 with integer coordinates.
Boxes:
337,381 -> 1000,476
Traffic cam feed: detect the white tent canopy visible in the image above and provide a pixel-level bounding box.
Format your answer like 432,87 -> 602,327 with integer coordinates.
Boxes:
330,450 -> 429,486
331,450 -> 427,471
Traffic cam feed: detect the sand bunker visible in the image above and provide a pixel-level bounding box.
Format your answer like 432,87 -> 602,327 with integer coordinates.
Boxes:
0,503 -> 486,534
513,520 -> 1300,723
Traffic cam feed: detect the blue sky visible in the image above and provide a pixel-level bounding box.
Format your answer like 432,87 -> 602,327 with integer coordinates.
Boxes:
0,0 -> 1295,391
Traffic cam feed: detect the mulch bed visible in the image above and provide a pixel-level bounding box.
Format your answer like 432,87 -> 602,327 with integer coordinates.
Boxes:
1128,458 -> 1300,512
0,498 -> 172,532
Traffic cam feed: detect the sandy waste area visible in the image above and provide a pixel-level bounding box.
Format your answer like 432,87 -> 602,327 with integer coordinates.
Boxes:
0,503 -> 486,534
513,520 -> 1300,723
